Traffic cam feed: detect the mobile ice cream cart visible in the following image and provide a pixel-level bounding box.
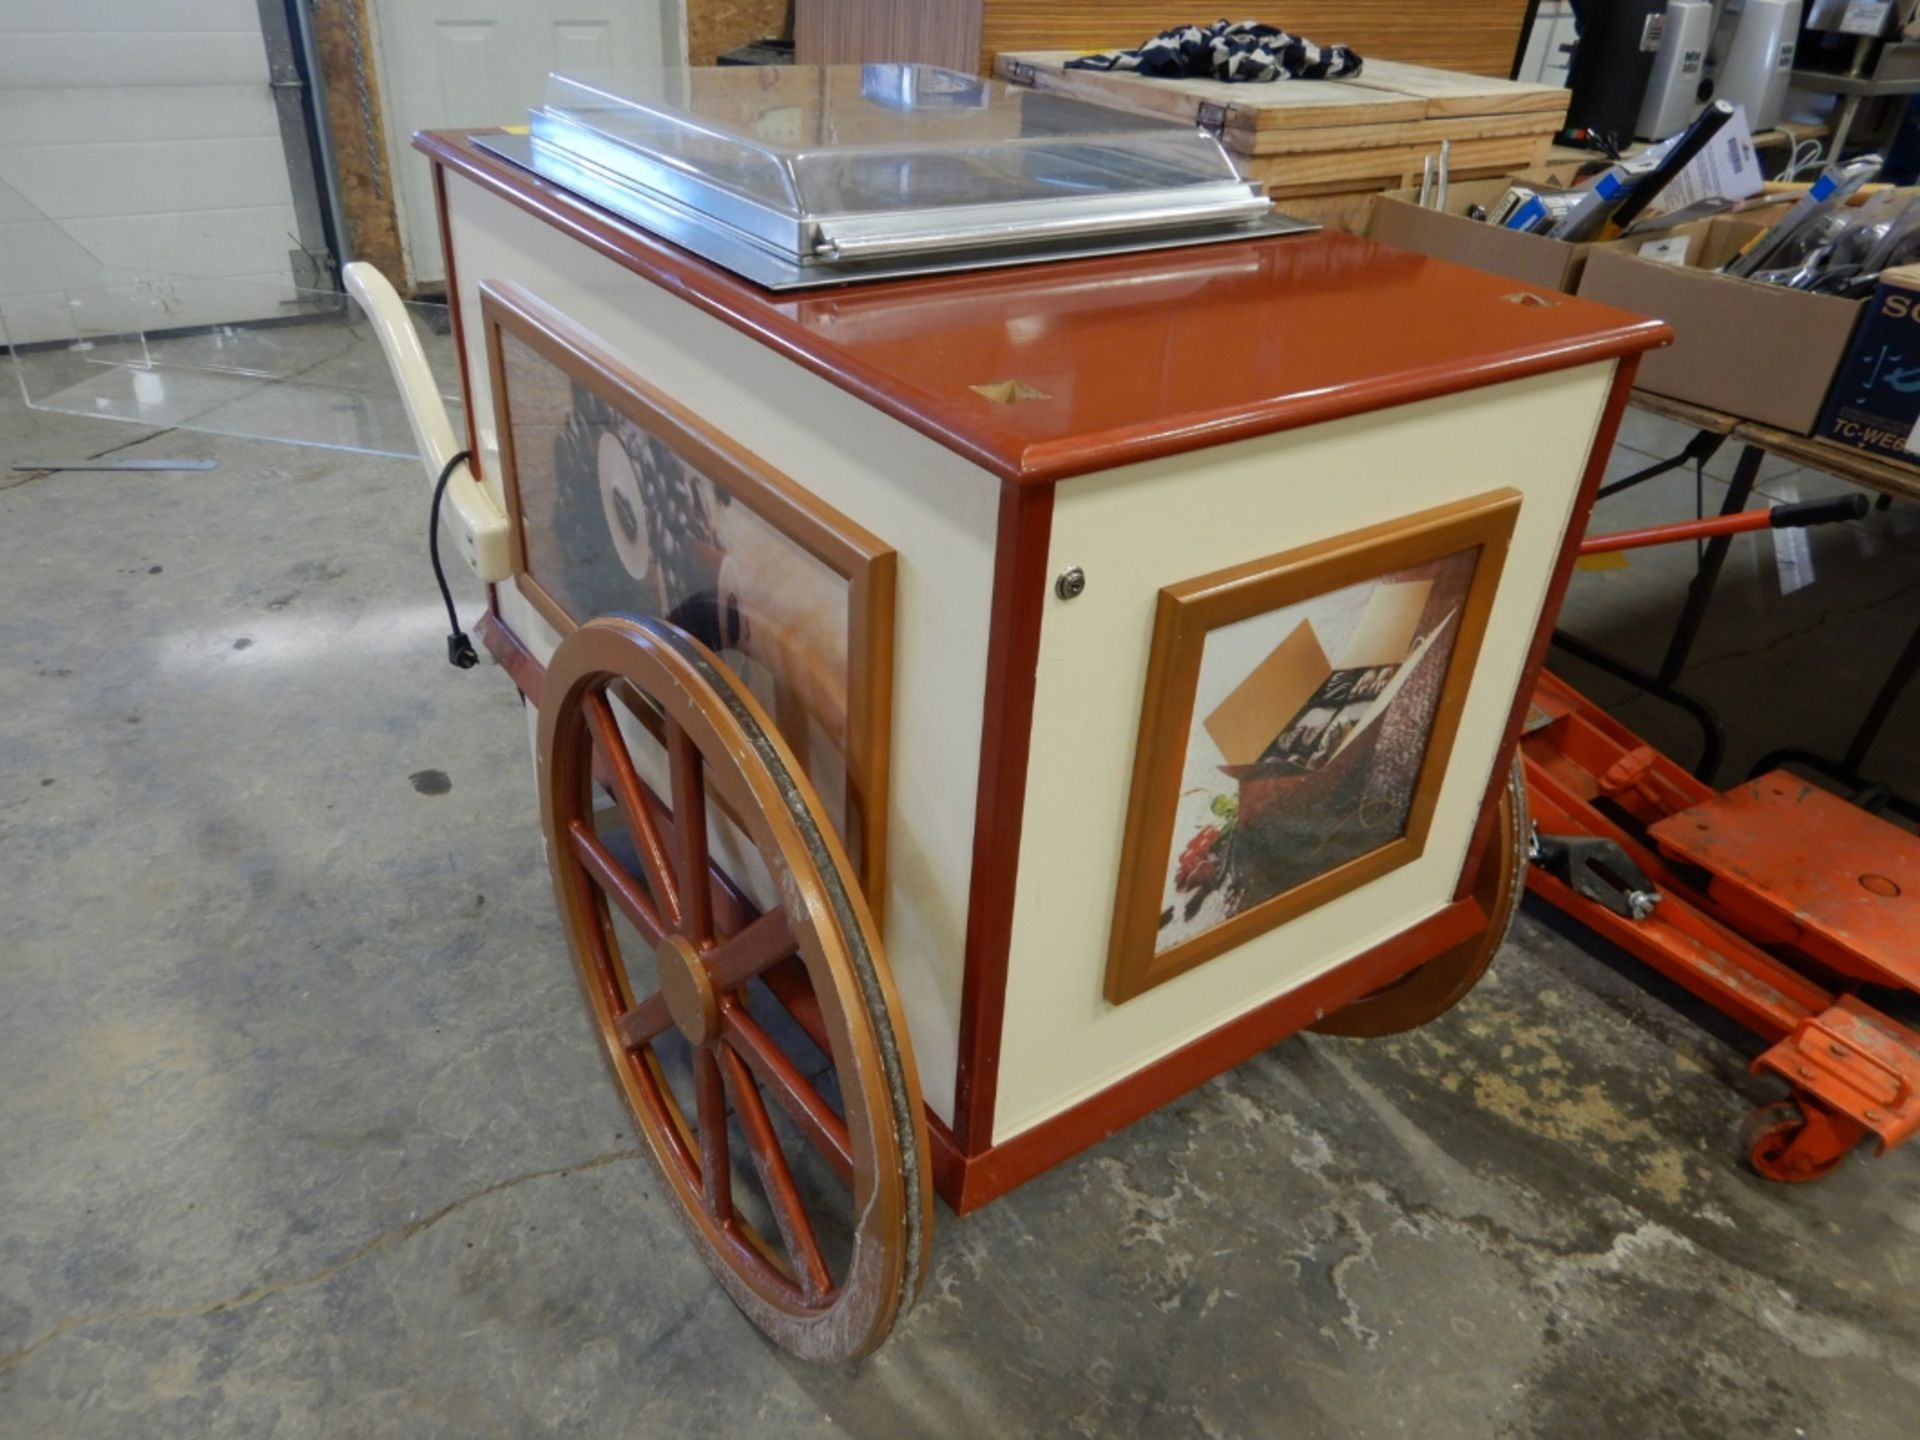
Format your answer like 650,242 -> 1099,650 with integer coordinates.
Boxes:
348,65 -> 1665,1361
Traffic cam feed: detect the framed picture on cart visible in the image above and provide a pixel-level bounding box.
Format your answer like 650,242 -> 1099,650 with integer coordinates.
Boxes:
1106,489 -> 1523,1004
481,279 -> 896,905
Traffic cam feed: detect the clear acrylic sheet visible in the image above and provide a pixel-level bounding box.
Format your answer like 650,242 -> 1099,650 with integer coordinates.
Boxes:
1,176 -> 458,460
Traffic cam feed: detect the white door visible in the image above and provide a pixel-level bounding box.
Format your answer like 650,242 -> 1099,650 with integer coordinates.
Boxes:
1515,2 -> 1581,86
373,0 -> 685,290
0,0 -> 308,343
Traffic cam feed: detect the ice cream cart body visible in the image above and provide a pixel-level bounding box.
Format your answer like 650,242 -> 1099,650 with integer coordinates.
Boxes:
362,67 -> 1663,1361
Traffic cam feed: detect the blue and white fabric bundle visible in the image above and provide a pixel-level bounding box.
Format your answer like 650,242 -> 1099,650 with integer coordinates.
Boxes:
1065,19 -> 1364,84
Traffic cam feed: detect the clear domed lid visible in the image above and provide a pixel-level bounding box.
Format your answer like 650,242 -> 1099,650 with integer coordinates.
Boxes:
489,65 -> 1292,286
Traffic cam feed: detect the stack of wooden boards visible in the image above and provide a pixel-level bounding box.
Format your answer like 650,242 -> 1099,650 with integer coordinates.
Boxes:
993,52 -> 1569,226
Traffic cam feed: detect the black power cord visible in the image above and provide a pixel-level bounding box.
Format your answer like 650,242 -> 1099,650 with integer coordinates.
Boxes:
430,449 -> 479,669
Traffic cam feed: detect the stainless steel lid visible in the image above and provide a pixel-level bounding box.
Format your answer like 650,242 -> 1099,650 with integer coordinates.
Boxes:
475,65 -> 1313,289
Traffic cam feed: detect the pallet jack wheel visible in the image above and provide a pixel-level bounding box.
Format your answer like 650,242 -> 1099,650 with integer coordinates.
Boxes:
1740,1100 -> 1853,1184
1312,756 -> 1527,1038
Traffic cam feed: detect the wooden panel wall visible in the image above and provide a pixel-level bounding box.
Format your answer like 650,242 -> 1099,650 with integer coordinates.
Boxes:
688,0 -> 792,66
981,3 -> 1530,79
312,0 -> 404,289
795,0 -> 986,73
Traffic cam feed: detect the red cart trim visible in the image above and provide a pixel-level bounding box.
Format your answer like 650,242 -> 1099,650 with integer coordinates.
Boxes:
930,898 -> 1487,1213
1454,355 -> 1641,902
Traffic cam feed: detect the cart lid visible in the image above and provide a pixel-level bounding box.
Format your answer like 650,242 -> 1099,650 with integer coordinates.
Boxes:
474,66 -> 1307,288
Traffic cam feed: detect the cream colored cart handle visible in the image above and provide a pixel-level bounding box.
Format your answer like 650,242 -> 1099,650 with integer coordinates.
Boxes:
342,262 -> 511,582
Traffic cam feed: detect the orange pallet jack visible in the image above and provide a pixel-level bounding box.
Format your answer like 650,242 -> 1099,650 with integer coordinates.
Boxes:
1522,496 -> 1920,1181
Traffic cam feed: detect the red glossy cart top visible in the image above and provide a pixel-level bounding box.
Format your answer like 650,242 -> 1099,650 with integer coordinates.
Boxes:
421,130 -> 1668,485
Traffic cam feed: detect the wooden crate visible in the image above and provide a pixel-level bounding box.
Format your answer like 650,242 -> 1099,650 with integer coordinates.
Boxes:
994,52 -> 1568,199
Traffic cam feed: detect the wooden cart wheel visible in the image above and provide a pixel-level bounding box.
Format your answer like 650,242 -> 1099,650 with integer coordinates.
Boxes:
1311,755 -> 1528,1039
537,615 -> 931,1363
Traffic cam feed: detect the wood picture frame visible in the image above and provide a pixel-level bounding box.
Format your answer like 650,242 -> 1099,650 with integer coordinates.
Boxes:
481,278 -> 896,910
1105,489 -> 1523,1005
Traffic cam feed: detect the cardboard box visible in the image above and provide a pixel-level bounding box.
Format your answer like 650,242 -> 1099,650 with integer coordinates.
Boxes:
1205,581 -> 1433,774
1817,265 -> 1920,464
1367,176 -> 1591,292
1576,215 -> 1865,433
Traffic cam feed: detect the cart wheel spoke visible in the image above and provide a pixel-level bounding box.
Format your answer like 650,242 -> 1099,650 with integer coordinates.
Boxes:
614,993 -> 672,1050
572,867 -> 641,1022
707,908 -> 799,991
634,1047 -> 697,1178
568,818 -> 669,947
539,614 -> 929,1363
719,1044 -> 832,1302
722,998 -> 854,1183
666,719 -> 715,944
584,691 -> 681,925
695,1047 -> 732,1220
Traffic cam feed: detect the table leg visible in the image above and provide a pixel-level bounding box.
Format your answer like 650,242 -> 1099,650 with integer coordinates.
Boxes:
1752,614 -> 1920,822
1595,428 -> 1725,503
1656,443 -> 1761,687
1830,94 -> 1862,160
1549,441 -> 1761,782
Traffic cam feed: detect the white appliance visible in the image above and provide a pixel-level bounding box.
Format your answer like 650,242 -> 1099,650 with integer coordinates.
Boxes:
1707,0 -> 1805,130
1639,0 -> 1718,137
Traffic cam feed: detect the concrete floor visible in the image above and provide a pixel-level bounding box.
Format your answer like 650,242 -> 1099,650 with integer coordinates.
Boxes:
3,373 -> 1919,1439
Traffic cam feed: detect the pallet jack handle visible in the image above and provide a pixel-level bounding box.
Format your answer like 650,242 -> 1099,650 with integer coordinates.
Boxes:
1579,494 -> 1870,557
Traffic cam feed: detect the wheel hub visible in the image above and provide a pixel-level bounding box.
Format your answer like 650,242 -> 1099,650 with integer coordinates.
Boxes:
658,933 -> 719,1046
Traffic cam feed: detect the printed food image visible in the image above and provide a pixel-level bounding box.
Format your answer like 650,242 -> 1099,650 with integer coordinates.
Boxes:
1263,663 -> 1401,770
504,333 -> 854,835
1155,549 -> 1480,955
